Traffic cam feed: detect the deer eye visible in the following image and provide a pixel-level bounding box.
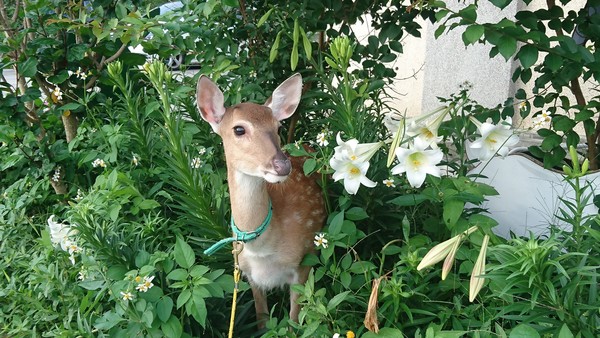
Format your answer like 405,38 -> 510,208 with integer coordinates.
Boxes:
233,126 -> 246,136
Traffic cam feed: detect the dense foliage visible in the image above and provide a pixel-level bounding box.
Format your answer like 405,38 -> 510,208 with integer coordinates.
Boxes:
1,0 -> 599,337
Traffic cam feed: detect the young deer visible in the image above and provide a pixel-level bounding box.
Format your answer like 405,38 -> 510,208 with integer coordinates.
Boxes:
196,74 -> 326,327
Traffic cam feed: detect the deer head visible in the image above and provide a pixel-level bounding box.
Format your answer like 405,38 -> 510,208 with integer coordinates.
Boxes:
196,74 -> 302,183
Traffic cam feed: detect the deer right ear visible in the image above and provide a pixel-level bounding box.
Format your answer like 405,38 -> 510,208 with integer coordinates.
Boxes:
197,76 -> 226,133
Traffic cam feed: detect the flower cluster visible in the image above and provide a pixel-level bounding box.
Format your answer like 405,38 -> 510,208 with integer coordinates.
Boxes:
531,111 -> 551,130
47,215 -> 81,264
51,167 -> 61,183
134,275 -> 155,292
416,226 -> 490,302
191,157 -> 202,169
329,133 -> 383,195
92,158 -> 106,168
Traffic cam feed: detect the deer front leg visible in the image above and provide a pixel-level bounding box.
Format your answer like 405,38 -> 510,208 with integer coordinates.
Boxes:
252,285 -> 269,329
289,265 -> 311,323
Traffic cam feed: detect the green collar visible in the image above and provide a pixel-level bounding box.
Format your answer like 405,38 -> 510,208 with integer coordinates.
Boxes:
204,200 -> 272,256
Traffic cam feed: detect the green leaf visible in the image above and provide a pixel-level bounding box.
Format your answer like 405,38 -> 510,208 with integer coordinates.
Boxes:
462,25 -> 484,45
190,293 -> 207,328
174,237 -> 195,269
552,115 -> 576,132
544,54 -> 563,72
361,328 -> 404,338
489,0 -> 511,9
67,44 -> 88,62
345,207 -> 368,221
509,324 -> 540,338
303,158 -> 317,175
221,0 -> 239,7
167,268 -> 188,281
156,297 -> 174,323
328,211 -> 344,235
161,315 -> 183,338
326,291 -> 350,311
18,58 -> 38,77
58,102 -> 82,112
497,36 -> 517,60
176,289 -> 191,309
443,199 -> 464,229
94,311 -> 124,330
517,44 -> 538,69
389,194 -> 427,206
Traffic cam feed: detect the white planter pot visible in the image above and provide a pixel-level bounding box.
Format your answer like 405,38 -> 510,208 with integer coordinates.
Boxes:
467,148 -> 600,238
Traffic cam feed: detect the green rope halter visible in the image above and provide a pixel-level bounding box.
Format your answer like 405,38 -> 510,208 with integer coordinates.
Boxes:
204,200 -> 272,256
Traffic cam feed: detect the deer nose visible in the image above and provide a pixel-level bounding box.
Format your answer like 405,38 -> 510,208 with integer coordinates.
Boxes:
273,155 -> 291,176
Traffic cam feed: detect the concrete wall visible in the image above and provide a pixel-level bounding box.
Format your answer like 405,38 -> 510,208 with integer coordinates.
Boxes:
372,0 -> 595,131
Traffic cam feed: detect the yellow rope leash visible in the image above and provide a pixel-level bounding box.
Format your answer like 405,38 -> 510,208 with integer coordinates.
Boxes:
228,242 -> 243,338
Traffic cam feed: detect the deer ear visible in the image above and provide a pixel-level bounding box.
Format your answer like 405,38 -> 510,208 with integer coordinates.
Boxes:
265,73 -> 302,121
197,76 -> 226,133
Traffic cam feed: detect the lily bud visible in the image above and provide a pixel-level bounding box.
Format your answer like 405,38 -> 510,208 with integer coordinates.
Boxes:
581,159 -> 589,176
569,145 -> 580,173
441,236 -> 461,280
469,235 -> 490,302
417,235 -> 460,271
563,165 -> 572,176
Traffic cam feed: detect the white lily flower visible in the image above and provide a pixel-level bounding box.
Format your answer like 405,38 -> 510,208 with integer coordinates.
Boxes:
406,106 -> 449,149
469,117 -> 519,161
391,138 -> 443,188
330,133 -> 382,195
331,157 -> 376,195
47,215 -> 73,250
333,132 -> 382,163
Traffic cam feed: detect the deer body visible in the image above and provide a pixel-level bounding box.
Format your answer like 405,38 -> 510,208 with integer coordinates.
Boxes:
197,75 -> 325,327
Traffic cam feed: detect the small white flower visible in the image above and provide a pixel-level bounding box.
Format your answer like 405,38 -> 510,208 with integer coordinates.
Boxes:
316,132 -> 329,147
120,291 -> 134,301
74,189 -> 84,201
92,158 -> 106,168
191,157 -> 202,169
531,111 -> 551,130
132,155 -> 139,166
314,233 -> 328,248
52,86 -> 63,101
198,147 -> 206,155
51,167 -> 61,182
333,334 -> 341,338
391,138 -> 443,188
136,275 -> 155,292
78,269 -> 86,281
383,178 -> 395,188
469,117 -> 519,161
459,80 -> 473,90
519,101 -> 527,110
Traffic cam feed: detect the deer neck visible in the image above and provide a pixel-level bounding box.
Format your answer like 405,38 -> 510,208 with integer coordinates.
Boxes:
228,169 -> 271,233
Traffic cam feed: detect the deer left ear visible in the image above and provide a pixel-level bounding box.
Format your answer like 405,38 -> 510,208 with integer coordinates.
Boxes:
265,73 -> 302,121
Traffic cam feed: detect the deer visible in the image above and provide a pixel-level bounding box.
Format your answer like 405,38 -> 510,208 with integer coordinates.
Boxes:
196,73 -> 326,328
